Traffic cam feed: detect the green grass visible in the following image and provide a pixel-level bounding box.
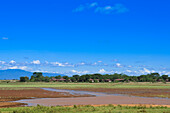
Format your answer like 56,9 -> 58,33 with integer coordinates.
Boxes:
0,82 -> 169,89
0,105 -> 170,113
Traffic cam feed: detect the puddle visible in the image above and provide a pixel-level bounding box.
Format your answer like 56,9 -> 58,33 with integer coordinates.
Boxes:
42,88 -> 170,100
41,88 -> 108,96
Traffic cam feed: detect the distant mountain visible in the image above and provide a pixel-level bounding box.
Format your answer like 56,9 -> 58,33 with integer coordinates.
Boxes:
0,69 -> 65,80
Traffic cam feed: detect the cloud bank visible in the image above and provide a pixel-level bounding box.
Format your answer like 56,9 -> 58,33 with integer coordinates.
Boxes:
73,2 -> 128,14
0,59 -> 170,76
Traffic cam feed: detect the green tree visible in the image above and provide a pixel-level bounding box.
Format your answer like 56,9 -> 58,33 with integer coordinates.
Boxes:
73,75 -> 80,81
20,76 -> 29,82
33,72 -> 43,78
44,76 -> 50,82
55,75 -> 61,79
162,75 -> 168,80
30,76 -> 35,82
70,77 -> 76,82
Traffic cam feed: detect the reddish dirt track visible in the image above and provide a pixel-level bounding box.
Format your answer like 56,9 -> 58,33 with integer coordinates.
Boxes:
19,95 -> 170,106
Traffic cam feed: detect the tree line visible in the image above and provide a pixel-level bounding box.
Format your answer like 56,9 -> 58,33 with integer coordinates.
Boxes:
20,72 -> 169,83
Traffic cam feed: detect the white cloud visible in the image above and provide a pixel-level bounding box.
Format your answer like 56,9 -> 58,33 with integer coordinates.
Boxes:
8,66 -> 18,69
126,70 -> 132,73
74,2 -> 128,14
99,69 -> 106,73
116,63 -> 122,67
49,61 -> 74,67
0,61 -> 6,64
2,37 -> 8,40
144,68 -> 151,73
9,60 -> 16,64
165,72 -> 170,75
128,65 -> 132,68
93,62 -> 97,65
31,60 -> 41,64
51,62 -> 65,67
19,66 -> 28,70
71,70 -> 77,73
73,2 -> 98,12
139,68 -> 155,74
80,62 -> 85,65
95,4 -> 129,14
7,66 -> 28,70
70,70 -> 89,74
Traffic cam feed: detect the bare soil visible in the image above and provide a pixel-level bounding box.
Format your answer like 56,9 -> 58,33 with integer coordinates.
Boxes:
68,88 -> 170,98
0,102 -> 27,108
1,88 -> 170,108
0,88 -> 92,108
18,95 -> 170,106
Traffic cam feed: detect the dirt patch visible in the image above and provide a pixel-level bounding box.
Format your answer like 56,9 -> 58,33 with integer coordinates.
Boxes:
68,88 -> 170,98
0,88 -> 92,108
0,102 -> 26,108
18,95 -> 170,106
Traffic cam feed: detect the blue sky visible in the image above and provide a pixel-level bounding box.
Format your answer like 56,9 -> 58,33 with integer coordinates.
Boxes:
0,0 -> 170,76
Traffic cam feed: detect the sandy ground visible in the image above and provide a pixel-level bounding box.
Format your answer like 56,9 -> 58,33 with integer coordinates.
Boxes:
18,95 -> 170,106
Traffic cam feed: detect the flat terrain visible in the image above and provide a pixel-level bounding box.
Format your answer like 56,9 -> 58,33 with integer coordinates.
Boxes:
69,88 -> 170,98
0,105 -> 170,113
1,82 -> 169,98
0,82 -> 170,109
18,94 -> 170,106
0,88 -> 92,108
0,82 -> 169,89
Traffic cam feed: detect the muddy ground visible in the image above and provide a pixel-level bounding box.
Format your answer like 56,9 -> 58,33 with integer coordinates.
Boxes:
0,88 -> 170,108
67,88 -> 170,98
0,88 -> 92,108
0,102 -> 27,108
17,95 -> 170,107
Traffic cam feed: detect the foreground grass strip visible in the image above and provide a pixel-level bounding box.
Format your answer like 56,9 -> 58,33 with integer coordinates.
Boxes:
0,105 -> 170,113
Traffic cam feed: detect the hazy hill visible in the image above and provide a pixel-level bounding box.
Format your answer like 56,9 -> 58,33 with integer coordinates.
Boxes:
0,69 -> 65,80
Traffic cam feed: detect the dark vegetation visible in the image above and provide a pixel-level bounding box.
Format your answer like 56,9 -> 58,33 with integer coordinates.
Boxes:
20,72 -> 169,83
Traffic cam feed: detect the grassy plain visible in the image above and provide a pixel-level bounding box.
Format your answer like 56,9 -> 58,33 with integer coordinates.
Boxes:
0,105 -> 170,113
0,82 -> 169,99
0,82 -> 169,89
0,82 -> 170,113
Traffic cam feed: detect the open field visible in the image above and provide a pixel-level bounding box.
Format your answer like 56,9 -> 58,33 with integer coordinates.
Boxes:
0,82 -> 169,98
0,105 -> 170,113
0,82 -> 170,109
0,82 -> 170,89
0,88 -> 92,108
